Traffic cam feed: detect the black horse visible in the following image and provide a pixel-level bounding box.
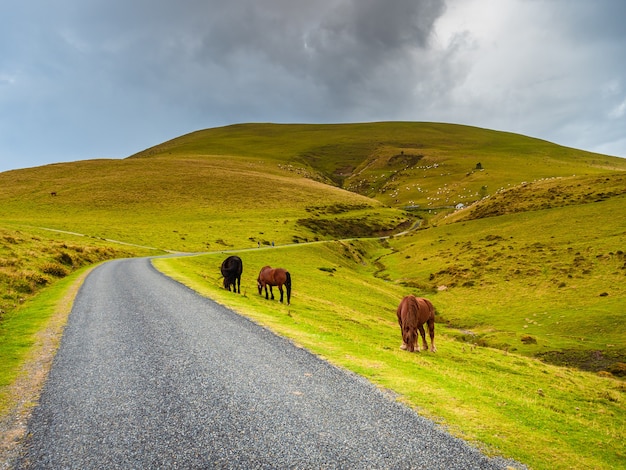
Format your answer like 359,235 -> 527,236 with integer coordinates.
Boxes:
221,255 -> 243,293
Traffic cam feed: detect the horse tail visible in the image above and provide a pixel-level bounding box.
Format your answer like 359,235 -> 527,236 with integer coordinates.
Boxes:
426,300 -> 437,352
285,271 -> 292,304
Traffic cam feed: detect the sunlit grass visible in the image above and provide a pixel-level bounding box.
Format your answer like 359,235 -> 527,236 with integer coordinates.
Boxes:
155,241 -> 626,470
2,121 -> 626,468
381,194 -> 626,367
0,156 -> 407,251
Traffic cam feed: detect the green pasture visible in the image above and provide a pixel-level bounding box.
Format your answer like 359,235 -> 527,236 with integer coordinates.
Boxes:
0,264 -> 93,411
0,157 -> 408,252
2,121 -> 626,469
131,122 -> 626,209
382,192 -> 626,370
154,242 -> 626,470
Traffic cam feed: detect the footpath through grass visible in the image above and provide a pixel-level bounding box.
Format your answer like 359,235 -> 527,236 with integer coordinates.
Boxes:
155,241 -> 626,470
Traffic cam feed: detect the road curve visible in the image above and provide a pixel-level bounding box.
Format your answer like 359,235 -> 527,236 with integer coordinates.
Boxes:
17,258 -> 520,469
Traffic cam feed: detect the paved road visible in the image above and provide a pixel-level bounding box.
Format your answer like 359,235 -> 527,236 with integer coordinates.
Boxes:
17,258 -> 521,469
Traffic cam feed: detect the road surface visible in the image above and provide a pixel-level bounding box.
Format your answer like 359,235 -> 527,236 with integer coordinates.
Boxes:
17,258 -> 521,469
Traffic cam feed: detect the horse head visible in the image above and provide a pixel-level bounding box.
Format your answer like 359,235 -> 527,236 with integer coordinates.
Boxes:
402,325 -> 417,352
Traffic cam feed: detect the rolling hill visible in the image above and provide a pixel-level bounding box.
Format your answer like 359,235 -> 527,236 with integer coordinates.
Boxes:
2,121 -> 626,469
2,122 -> 625,360
130,122 -> 626,209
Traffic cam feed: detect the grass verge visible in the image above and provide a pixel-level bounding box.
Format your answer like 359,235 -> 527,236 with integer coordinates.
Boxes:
0,265 -> 94,466
154,243 -> 626,470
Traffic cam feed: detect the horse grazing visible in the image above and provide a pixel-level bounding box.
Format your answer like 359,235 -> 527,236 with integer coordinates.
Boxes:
396,295 -> 436,352
221,255 -> 243,293
257,265 -> 291,305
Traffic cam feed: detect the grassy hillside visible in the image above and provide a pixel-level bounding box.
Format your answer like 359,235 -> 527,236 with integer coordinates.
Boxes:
1,121 -> 626,469
381,189 -> 626,370
131,122 -> 626,210
155,242 -> 625,470
0,157 -> 409,252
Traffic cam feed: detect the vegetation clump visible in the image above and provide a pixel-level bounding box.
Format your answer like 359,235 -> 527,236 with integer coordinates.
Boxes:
0,227 -> 149,320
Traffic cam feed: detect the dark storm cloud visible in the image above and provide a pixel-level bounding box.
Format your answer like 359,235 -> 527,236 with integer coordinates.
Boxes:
106,0 -> 449,113
1,0 -> 450,171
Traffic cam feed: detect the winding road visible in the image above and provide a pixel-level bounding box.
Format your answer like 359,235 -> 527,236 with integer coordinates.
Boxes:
16,257 -> 519,469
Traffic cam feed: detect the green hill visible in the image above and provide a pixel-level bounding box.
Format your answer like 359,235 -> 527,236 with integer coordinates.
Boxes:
130,122 -> 626,209
2,121 -> 625,364
2,121 -> 626,469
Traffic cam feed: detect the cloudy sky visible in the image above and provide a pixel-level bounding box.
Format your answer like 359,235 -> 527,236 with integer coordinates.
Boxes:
1,0 -> 625,172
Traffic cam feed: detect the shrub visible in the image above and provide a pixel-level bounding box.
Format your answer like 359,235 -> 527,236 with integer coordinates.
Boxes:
521,335 -> 537,344
11,277 -> 34,294
607,362 -> 626,377
56,252 -> 74,266
41,262 -> 69,278
26,271 -> 50,286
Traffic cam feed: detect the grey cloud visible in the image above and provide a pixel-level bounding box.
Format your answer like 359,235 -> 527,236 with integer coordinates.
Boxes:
150,0 -> 446,107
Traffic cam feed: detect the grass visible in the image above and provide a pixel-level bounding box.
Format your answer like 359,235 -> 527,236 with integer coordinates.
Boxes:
2,121 -> 626,468
381,187 -> 626,370
0,264 -> 91,410
154,242 -> 626,470
0,225 -> 153,316
0,157 -> 408,252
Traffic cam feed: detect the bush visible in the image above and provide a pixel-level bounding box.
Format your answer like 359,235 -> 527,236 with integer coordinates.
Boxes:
26,271 -> 50,286
521,335 -> 537,344
607,362 -> 626,377
11,277 -> 34,294
56,252 -> 74,266
41,262 -> 69,277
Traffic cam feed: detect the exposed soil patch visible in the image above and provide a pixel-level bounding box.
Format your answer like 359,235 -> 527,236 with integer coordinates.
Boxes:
387,153 -> 424,168
297,216 -> 413,239
537,349 -> 626,376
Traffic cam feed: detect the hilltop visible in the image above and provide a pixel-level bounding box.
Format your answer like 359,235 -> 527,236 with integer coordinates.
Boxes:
130,122 -> 626,210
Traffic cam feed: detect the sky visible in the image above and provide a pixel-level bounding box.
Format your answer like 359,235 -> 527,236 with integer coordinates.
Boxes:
1,0 -> 626,173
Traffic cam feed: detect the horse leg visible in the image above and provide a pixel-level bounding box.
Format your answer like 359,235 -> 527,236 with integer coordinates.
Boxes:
236,276 -> 240,294
428,318 -> 437,352
278,285 -> 284,303
269,285 -> 274,300
264,285 -> 269,299
417,324 -> 428,352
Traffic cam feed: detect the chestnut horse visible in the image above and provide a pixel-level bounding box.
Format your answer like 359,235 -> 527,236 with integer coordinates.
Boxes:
396,295 -> 436,352
257,265 -> 291,305
221,255 -> 243,293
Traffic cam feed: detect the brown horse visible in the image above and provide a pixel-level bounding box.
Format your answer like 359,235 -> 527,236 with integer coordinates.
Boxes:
257,265 -> 291,305
396,295 -> 436,352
